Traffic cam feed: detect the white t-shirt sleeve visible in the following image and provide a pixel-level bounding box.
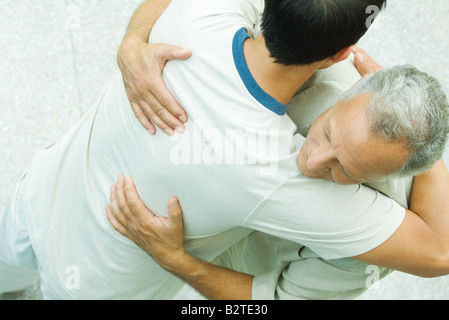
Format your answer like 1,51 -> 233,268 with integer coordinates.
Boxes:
244,175 -> 406,260
234,0 -> 264,37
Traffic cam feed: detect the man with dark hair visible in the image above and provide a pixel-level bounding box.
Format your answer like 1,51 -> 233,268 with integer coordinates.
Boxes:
118,0 -> 387,134
261,0 -> 386,66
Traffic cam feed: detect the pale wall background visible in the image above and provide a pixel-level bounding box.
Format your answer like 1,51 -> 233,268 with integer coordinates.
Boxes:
1,0 -> 448,300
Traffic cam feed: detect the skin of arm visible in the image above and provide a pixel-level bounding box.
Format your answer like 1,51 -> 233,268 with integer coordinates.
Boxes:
118,0 -> 191,135
354,159 -> 449,277
164,249 -> 254,300
122,0 -> 169,43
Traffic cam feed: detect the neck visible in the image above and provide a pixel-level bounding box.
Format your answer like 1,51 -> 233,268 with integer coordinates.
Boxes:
244,35 -> 322,105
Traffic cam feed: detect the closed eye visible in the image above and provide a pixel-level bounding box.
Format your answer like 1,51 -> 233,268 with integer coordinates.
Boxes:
325,114 -> 363,184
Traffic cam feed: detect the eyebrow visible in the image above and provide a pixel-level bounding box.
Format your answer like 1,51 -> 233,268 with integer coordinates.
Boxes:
324,115 -> 362,182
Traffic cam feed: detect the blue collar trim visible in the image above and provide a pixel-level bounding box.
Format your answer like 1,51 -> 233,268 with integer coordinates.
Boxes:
232,28 -> 289,116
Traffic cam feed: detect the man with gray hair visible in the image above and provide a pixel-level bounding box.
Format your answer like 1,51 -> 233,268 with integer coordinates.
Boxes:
347,65 -> 448,177
296,64 -> 449,184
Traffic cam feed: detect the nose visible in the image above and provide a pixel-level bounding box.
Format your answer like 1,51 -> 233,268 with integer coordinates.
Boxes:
307,148 -> 334,175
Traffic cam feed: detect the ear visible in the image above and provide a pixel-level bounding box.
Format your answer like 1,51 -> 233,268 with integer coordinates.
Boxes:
330,46 -> 353,64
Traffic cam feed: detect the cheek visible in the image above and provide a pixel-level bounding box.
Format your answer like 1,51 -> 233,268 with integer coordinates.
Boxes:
305,114 -> 326,147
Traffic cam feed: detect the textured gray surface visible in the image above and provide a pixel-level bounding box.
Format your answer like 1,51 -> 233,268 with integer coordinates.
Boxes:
1,0 -> 448,300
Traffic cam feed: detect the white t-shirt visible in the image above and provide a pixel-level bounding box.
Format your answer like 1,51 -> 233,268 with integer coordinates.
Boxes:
21,0 -> 405,299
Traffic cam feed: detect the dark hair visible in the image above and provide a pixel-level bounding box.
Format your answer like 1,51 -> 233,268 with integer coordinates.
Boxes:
261,0 -> 387,65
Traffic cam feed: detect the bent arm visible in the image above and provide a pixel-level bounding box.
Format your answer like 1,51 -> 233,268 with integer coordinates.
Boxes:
118,0 -> 190,134
355,160 -> 449,277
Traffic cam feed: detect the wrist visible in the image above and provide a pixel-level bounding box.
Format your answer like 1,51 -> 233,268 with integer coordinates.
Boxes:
119,34 -> 145,55
161,250 -> 213,287
158,248 -> 192,274
117,36 -> 147,68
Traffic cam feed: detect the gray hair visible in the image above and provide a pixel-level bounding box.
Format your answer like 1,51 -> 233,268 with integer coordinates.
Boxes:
344,65 -> 449,177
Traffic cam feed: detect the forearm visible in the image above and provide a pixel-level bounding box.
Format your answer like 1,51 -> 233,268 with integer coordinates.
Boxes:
162,250 -> 254,300
355,160 -> 449,277
122,0 -> 171,42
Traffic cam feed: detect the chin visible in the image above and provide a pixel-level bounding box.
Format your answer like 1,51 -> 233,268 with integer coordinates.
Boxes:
297,163 -> 314,179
